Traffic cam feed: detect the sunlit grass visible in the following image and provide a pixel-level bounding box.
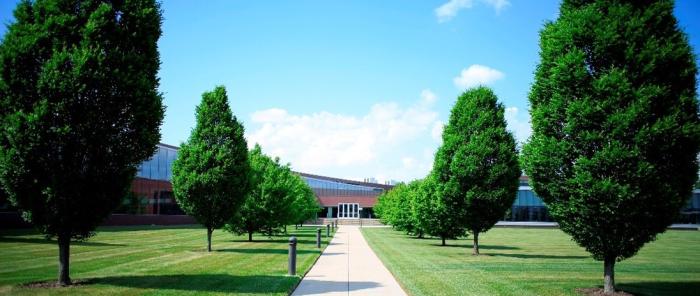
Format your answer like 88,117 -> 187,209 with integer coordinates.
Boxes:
0,225 -> 333,295
362,227 -> 700,296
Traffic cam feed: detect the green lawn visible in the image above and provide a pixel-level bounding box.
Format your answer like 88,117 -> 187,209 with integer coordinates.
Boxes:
0,225 -> 334,295
362,227 -> 700,296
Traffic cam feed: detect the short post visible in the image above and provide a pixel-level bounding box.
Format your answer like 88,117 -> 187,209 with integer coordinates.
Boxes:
316,228 -> 321,248
288,236 -> 297,276
331,221 -> 335,231
326,224 -> 330,237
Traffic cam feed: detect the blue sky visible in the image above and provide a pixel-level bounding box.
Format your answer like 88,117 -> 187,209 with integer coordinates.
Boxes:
1,0 -> 699,182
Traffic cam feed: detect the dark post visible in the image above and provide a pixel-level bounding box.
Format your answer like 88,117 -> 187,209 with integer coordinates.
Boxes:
288,236 -> 297,276
326,224 -> 330,237
316,228 -> 321,248
331,221 -> 335,232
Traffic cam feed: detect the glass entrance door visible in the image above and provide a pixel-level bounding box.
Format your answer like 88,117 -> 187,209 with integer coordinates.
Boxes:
337,203 -> 359,219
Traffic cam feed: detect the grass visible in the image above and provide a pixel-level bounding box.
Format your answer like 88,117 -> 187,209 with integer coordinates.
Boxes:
362,227 -> 700,296
0,225 -> 335,295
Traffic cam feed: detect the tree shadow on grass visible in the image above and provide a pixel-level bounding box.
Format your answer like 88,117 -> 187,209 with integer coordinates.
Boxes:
230,238 -> 318,245
216,248 -> 319,255
429,243 -> 520,250
0,237 -> 126,247
616,281 -> 700,296
490,253 -> 588,259
92,274 -> 295,294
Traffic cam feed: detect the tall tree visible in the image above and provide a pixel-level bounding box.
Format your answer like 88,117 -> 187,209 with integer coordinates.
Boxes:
433,87 -> 520,255
172,86 -> 250,252
522,0 -> 699,293
227,145 -> 299,241
412,174 -> 465,246
0,0 -> 163,286
289,174 -> 321,228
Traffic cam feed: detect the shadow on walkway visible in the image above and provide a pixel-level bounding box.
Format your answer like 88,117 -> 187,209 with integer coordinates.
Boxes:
295,279 -> 381,294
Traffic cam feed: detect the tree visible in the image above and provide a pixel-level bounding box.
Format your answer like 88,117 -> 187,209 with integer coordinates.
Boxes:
433,87 -> 520,255
412,173 -> 466,246
172,86 -> 250,252
289,174 -> 321,228
0,0 -> 163,286
226,145 -> 303,241
375,183 -> 421,236
522,0 -> 700,293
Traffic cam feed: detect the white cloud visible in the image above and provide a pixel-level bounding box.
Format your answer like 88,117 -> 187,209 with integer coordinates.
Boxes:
453,64 -> 504,89
420,89 -> 437,105
504,106 -> 532,145
246,91 -> 443,182
435,0 -> 511,22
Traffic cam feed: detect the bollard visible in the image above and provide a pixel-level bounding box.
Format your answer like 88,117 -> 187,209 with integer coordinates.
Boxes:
326,224 -> 330,237
288,236 -> 297,276
316,228 -> 321,248
331,221 -> 335,232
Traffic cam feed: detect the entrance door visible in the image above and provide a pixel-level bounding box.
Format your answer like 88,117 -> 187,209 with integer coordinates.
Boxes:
337,203 -> 359,219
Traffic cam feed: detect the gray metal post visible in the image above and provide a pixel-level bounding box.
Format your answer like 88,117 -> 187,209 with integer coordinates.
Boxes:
326,224 -> 330,237
316,228 -> 321,248
288,236 -> 297,276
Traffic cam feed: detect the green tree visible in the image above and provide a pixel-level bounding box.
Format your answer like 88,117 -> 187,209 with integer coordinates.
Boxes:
412,173 -> 466,246
172,86 -> 250,252
434,87 -> 520,255
375,183 -> 421,235
227,145 -> 302,240
522,0 -> 700,293
0,0 -> 163,285
289,174 -> 321,228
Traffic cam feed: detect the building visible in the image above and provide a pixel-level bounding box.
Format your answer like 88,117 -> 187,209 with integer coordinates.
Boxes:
299,172 -> 392,219
113,143 -> 700,224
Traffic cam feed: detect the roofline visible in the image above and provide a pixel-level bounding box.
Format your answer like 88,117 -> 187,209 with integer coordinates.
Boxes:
295,171 -> 395,190
158,143 -> 180,150
157,143 -> 395,190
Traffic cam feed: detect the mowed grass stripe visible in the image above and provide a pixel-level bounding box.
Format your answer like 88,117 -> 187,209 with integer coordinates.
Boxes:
362,227 -> 700,296
0,226 -> 333,296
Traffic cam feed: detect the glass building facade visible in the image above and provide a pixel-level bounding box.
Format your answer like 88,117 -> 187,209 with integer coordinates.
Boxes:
300,173 -> 390,219
117,143 -> 184,215
506,178 -> 700,223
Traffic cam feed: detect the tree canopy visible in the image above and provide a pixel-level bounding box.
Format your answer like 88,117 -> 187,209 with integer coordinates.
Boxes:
522,0 -> 700,293
172,86 -> 250,252
0,0 -> 163,285
226,145 -> 319,241
433,86 -> 520,255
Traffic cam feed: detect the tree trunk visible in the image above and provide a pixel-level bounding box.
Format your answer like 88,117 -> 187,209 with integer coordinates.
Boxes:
472,231 -> 480,255
206,227 -> 213,252
604,257 -> 615,294
57,234 -> 71,286
284,225 -> 287,233
441,236 -> 446,246
248,231 -> 253,242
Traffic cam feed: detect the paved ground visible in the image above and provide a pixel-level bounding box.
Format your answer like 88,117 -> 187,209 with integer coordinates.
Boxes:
292,225 -> 407,296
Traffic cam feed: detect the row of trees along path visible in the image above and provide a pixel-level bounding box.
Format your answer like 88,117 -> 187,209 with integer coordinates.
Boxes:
0,0 -> 321,286
171,86 -> 320,252
376,1 -> 700,295
0,0 -> 698,295
375,87 -> 520,256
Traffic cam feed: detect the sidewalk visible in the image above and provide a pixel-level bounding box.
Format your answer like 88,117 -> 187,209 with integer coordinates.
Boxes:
292,225 -> 407,296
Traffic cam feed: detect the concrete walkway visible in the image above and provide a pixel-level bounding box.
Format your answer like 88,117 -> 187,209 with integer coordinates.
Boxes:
292,225 -> 407,296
